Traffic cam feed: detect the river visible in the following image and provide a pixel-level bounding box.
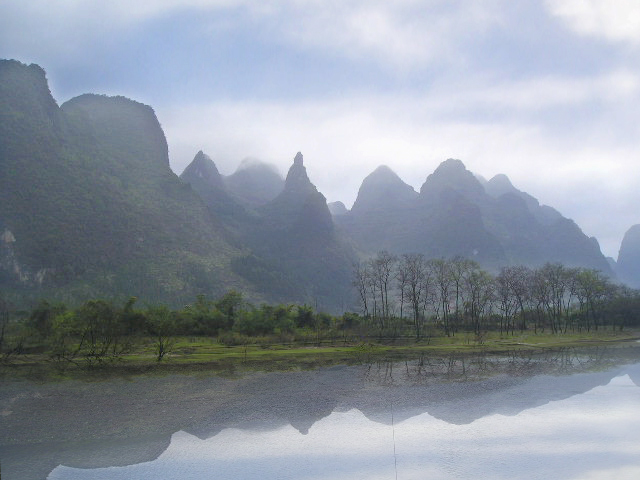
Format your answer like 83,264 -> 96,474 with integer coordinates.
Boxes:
2,345 -> 640,479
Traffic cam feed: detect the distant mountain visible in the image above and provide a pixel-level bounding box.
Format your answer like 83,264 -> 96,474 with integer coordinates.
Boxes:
337,158 -> 612,273
178,150 -> 357,310
224,158 -> 284,207
617,225 -> 640,288
484,173 -> 562,226
351,165 -> 418,215
262,152 -> 334,237
0,60 -> 252,304
0,59 -> 616,309
179,151 -> 248,227
328,201 -> 348,216
243,152 -> 356,310
333,165 -> 420,254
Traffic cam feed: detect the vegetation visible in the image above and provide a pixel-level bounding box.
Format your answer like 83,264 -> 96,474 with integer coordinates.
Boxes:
354,253 -> 639,340
1,258 -> 639,374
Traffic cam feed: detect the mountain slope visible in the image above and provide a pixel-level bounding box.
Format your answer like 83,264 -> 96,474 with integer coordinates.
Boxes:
617,225 -> 640,288
224,158 -> 284,207
337,158 -> 612,273
0,60 -> 251,304
241,152 -> 356,310
179,150 -> 247,222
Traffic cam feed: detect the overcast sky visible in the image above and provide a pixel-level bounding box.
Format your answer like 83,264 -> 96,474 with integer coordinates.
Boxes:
2,0 -> 639,259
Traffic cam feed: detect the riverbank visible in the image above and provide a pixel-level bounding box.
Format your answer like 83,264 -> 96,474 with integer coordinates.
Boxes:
2,329 -> 640,380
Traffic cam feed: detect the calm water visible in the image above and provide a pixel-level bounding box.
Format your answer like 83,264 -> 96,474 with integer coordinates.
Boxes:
2,346 -> 640,480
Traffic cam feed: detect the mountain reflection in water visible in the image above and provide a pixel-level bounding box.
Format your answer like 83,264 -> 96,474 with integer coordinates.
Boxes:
1,347 -> 639,480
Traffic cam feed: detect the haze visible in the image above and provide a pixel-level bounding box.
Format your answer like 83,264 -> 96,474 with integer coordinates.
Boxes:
2,0 -> 639,258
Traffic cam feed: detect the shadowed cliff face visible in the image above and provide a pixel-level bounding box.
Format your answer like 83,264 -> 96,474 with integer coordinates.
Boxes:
2,347 -> 638,480
242,152 -> 354,311
269,152 -> 334,237
617,224 -> 640,287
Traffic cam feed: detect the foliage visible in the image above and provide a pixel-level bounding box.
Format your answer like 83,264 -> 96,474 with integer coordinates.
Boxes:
2,262 -> 639,370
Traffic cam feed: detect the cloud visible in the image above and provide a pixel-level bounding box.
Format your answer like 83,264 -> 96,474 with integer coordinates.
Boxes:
160,68 -> 640,258
2,0 -> 638,258
268,0 -> 508,71
546,0 -> 640,45
0,0 -> 510,73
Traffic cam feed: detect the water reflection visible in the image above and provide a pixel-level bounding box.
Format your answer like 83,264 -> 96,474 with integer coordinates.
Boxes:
1,346 -> 639,479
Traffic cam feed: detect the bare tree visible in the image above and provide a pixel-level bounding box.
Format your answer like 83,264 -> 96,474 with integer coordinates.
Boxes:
574,268 -> 613,332
395,259 -> 409,320
450,256 -> 478,334
462,263 -> 494,335
399,253 -> 431,339
496,267 -> 517,335
429,258 -> 454,336
368,251 -> 398,330
498,266 -> 531,334
352,261 -> 370,318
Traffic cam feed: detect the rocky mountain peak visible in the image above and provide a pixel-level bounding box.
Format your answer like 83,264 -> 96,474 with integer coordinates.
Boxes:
283,151 -> 315,197
351,164 -> 417,214
61,93 -> 170,170
328,201 -> 348,216
419,158 -> 485,200
263,152 -> 334,239
225,158 -> 284,207
485,174 -> 516,197
181,151 -> 224,189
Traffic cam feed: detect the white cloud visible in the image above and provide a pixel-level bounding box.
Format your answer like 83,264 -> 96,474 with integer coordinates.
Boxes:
547,0 -> 640,45
3,0 -> 639,258
253,0 -> 509,71
452,70 -> 640,110
0,0 -> 509,72
160,69 -> 640,258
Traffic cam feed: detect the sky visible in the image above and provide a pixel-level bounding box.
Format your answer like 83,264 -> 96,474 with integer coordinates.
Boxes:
1,0 -> 639,259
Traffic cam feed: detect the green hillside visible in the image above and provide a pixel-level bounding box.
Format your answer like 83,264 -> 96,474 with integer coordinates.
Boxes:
0,60 -> 252,305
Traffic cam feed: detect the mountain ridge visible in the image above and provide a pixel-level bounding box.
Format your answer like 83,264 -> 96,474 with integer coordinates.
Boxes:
1,59 -> 625,310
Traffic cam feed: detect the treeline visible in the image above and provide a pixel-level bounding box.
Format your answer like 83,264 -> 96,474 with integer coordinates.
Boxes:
353,252 -> 640,338
0,292 -> 360,365
1,256 -> 640,366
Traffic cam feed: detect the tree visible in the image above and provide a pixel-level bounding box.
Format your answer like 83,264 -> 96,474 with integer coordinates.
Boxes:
120,297 -> 146,335
0,296 -> 22,361
74,299 -> 129,364
215,290 -> 244,330
183,294 -> 226,335
429,258 -> 454,336
462,266 -> 494,335
27,300 -> 66,339
574,269 -> 613,332
497,266 -> 531,334
146,305 -> 176,361
368,251 -> 398,330
450,256 -> 478,334
352,261 -> 370,318
399,253 -> 430,339
294,304 -> 315,329
0,297 -> 7,354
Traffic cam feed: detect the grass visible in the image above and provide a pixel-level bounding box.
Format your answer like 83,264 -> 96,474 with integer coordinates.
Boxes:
3,329 -> 639,380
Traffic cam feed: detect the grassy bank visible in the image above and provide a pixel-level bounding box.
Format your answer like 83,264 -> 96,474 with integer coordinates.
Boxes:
2,329 -> 640,380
